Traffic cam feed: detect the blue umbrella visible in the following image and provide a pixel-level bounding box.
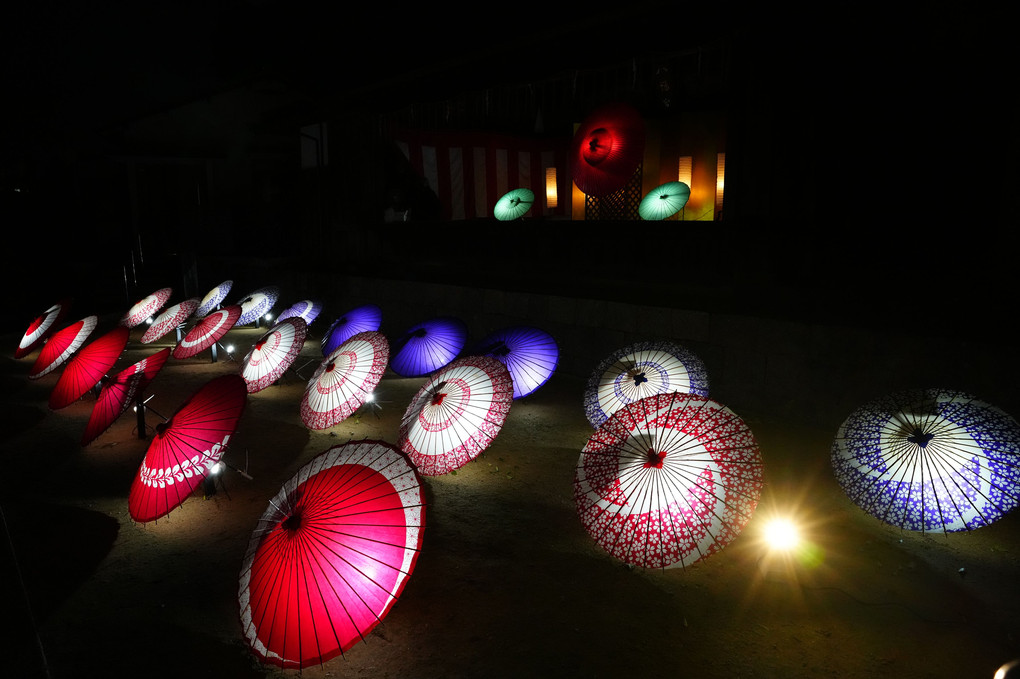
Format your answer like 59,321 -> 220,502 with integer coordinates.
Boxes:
471,325 -> 558,399
390,316 -> 467,378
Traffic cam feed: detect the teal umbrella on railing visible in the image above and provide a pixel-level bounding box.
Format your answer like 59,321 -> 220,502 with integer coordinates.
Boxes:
639,181 -> 691,220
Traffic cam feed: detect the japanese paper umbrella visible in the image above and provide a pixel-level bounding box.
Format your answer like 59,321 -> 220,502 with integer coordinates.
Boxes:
321,304 -> 383,356
82,348 -> 171,446
140,297 -> 200,344
236,286 -> 281,326
242,317 -> 308,394
301,331 -> 389,430
570,102 -> 646,197
639,181 -> 691,220
128,374 -> 248,523
471,325 -> 559,399
173,305 -> 242,360
15,298 -> 71,359
398,355 -> 513,476
494,188 -> 534,221
389,316 -> 467,378
28,315 -> 98,380
831,387 -> 1020,533
196,279 -> 233,318
239,440 -> 424,668
49,325 -> 130,410
277,299 -> 323,326
121,287 -> 173,328
584,340 -> 710,428
575,392 -> 764,570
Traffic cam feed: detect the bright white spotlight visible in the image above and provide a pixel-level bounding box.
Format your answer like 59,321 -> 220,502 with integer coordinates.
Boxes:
210,462 -> 225,475
264,313 -> 273,322
365,392 -> 375,403
763,518 -> 799,551
226,345 -> 235,353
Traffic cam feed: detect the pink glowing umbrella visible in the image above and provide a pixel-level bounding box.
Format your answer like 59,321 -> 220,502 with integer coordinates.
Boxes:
28,315 -> 98,380
398,355 -> 513,476
128,374 -> 248,522
321,304 -> 383,356
49,326 -> 130,410
196,280 -> 233,318
236,286 -> 281,326
122,287 -> 173,328
389,316 -> 467,378
82,348 -> 171,446
300,331 -> 389,430
242,318 -> 308,393
575,392 -> 763,570
173,305 -> 242,360
239,439 -> 425,668
15,298 -> 71,359
140,298 -> 200,344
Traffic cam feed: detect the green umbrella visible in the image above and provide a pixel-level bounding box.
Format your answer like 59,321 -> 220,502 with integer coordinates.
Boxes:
638,181 -> 691,220
494,188 -> 535,221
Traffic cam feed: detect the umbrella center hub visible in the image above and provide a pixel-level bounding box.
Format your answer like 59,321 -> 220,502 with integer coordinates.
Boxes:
907,429 -> 935,448
255,339 -> 267,350
644,449 -> 667,469
631,371 -> 648,386
325,361 -> 336,372
282,512 -> 302,532
431,392 -> 448,406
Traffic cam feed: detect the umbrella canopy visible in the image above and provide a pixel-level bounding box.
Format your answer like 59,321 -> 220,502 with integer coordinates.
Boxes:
398,355 -> 513,476
277,300 -> 323,326
140,298 -> 200,344
832,387 -> 1020,533
173,305 -> 242,360
389,316 -> 467,378
570,102 -> 646,197
471,325 -> 559,399
301,331 -> 389,430
584,340 -> 710,428
128,374 -> 248,522
49,325 -> 130,410
239,440 -> 425,669
82,348 -> 171,446
494,188 -> 535,221
575,392 -> 764,570
122,287 -> 173,328
236,286 -> 281,326
28,315 -> 98,380
242,318 -> 308,393
15,298 -> 71,359
196,280 -> 233,318
321,304 -> 383,356
638,181 -> 691,220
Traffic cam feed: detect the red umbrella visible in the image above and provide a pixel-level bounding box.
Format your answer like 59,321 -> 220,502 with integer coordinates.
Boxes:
15,298 -> 71,359
242,318 -> 308,393
128,374 -> 248,522
173,305 -> 242,360
570,102 -> 646,197
300,331 -> 389,430
49,326 -> 130,410
28,315 -> 98,380
82,348 -> 171,446
398,355 -> 513,476
122,287 -> 173,328
239,439 -> 425,668
140,298 -> 200,344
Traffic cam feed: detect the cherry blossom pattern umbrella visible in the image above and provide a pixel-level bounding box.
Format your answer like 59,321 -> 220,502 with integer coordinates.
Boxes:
121,287 -> 173,328
321,304 -> 383,356
471,326 -> 559,399
140,297 -> 200,344
389,316 -> 467,378
49,325 -> 130,410
570,102 -> 646,197
242,318 -> 308,394
584,340 -> 710,428
494,188 -> 534,221
239,439 -> 424,669
277,300 -> 323,326
638,181 -> 691,220
82,348 -> 171,446
196,280 -> 233,318
398,355 -> 513,476
128,374 -> 248,523
15,298 -> 71,359
301,331 -> 389,430
575,392 -> 764,570
173,305 -> 242,360
831,388 -> 1020,533
236,286 -> 281,326
28,315 -> 98,380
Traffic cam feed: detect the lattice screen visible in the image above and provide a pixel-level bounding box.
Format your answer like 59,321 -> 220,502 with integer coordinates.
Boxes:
584,163 -> 643,220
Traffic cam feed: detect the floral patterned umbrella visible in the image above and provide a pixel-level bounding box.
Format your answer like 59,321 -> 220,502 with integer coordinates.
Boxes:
241,318 -> 308,393
122,287 -> 173,328
196,280 -> 233,318
276,300 -> 323,326
28,315 -> 98,380
236,286 -> 281,326
301,331 -> 389,430
141,298 -> 200,344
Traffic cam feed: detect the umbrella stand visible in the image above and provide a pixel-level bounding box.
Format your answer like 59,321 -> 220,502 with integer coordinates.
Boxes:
134,395 -> 167,440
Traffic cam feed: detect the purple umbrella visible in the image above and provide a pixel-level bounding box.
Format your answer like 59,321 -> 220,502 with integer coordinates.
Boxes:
276,299 -> 323,326
196,280 -> 233,318
236,286 -> 280,326
321,304 -> 383,356
390,317 -> 467,378
472,326 -> 559,399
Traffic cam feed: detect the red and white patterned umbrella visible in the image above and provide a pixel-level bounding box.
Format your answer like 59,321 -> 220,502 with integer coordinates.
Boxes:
122,287 -> 173,328
128,374 -> 248,522
239,440 -> 425,669
15,298 -> 71,359
574,392 -> 763,570
300,331 -> 389,430
196,280 -> 233,318
173,305 -> 242,360
28,315 -> 98,380
49,326 -> 130,410
398,355 -> 513,476
242,318 -> 308,393
82,348 -> 170,446
140,298 -> 200,344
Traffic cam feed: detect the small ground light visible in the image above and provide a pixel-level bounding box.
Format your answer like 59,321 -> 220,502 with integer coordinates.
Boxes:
264,313 -> 273,322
